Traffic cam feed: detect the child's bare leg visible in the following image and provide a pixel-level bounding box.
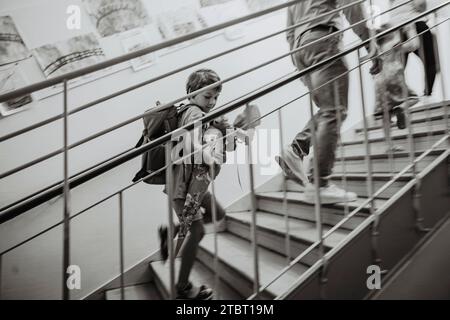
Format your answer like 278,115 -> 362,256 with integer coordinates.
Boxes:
177,165 -> 213,296
177,219 -> 205,287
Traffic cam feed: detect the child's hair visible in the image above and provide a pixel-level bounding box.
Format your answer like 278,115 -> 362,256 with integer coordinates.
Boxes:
186,69 -> 222,94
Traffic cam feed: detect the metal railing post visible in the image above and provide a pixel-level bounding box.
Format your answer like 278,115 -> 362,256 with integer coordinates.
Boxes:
165,142 -> 176,299
246,134 -> 260,299
307,93 -> 327,298
209,163 -> 220,300
356,49 -> 379,267
62,79 -> 71,300
0,255 -> 2,300
277,110 -> 292,264
433,12 -> 449,138
118,192 -> 125,300
334,82 -> 349,217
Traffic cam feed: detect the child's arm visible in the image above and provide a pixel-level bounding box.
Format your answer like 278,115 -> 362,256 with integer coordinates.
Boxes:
212,115 -> 237,152
401,24 -> 420,53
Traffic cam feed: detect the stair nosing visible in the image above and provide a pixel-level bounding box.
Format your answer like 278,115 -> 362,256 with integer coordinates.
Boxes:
198,233 -> 309,298
256,192 -> 380,213
342,129 -> 446,146
226,211 -> 338,248
355,114 -> 446,132
335,148 -> 444,161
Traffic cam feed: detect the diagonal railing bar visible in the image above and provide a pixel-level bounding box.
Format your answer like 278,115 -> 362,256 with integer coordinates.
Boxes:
2,12 -> 446,263
0,2 -> 446,226
0,0 -> 306,103
0,1 -> 429,181
248,15 -> 450,299
0,0 -> 371,144
0,70 -> 296,213
1,3 -> 447,225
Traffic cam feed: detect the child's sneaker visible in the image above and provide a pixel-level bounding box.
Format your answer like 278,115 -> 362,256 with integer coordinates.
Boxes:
158,225 -> 168,263
176,282 -> 214,300
304,183 -> 357,204
393,106 -> 406,129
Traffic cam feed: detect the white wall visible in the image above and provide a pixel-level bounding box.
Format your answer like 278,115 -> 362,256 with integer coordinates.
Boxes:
0,0 -> 448,299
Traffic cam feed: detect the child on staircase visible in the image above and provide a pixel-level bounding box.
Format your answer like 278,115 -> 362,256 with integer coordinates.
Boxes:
158,69 -> 234,300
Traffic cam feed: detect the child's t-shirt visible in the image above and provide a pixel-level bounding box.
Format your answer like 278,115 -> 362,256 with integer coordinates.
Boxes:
170,105 -> 225,200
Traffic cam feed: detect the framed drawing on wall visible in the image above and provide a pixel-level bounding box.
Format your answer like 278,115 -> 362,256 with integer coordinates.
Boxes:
157,7 -> 204,40
84,0 -> 151,38
0,15 -> 31,65
121,29 -> 156,72
33,33 -> 106,79
0,64 -> 34,116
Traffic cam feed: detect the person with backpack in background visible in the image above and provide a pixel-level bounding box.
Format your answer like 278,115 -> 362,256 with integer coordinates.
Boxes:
372,23 -> 420,152
390,0 -> 439,104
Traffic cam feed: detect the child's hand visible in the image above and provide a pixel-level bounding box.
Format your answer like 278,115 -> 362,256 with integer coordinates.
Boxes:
233,104 -> 261,129
212,115 -> 231,132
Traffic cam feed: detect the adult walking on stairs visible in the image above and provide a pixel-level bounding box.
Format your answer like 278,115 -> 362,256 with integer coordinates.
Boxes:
276,0 -> 382,204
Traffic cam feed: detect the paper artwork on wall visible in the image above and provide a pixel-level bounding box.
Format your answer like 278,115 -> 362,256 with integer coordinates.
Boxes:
157,7 -> 204,41
121,29 -> 156,72
33,33 -> 106,78
198,0 -> 248,40
0,64 -> 34,116
84,0 -> 151,37
199,0 -> 234,7
0,16 -> 31,65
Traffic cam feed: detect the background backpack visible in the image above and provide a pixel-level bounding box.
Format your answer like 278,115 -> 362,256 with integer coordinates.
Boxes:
132,103 -> 193,185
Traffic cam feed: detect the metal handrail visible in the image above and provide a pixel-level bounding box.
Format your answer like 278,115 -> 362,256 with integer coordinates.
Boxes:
2,12 -> 447,260
275,136 -> 449,300
248,15 -> 450,299
0,0 -> 305,103
1,2 -> 448,224
0,71 -> 296,213
0,1 -> 418,181
0,0 -> 369,143
264,134 -> 449,300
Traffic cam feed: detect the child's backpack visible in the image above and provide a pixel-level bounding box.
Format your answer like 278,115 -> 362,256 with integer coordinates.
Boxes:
132,102 -> 194,185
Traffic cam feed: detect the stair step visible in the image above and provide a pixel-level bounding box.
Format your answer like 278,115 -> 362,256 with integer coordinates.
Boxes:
226,211 -> 349,265
345,120 -> 448,145
358,104 -> 449,132
332,149 -> 444,173
197,232 -> 309,299
339,131 -> 446,157
150,257 -> 242,300
285,174 -> 410,199
105,282 -> 162,300
256,191 -> 383,230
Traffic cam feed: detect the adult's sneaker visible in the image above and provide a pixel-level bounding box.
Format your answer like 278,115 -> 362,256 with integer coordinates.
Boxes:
304,184 -> 357,204
275,145 -> 309,187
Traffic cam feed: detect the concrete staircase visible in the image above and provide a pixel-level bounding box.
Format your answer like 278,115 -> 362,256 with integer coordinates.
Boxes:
103,101 -> 450,300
